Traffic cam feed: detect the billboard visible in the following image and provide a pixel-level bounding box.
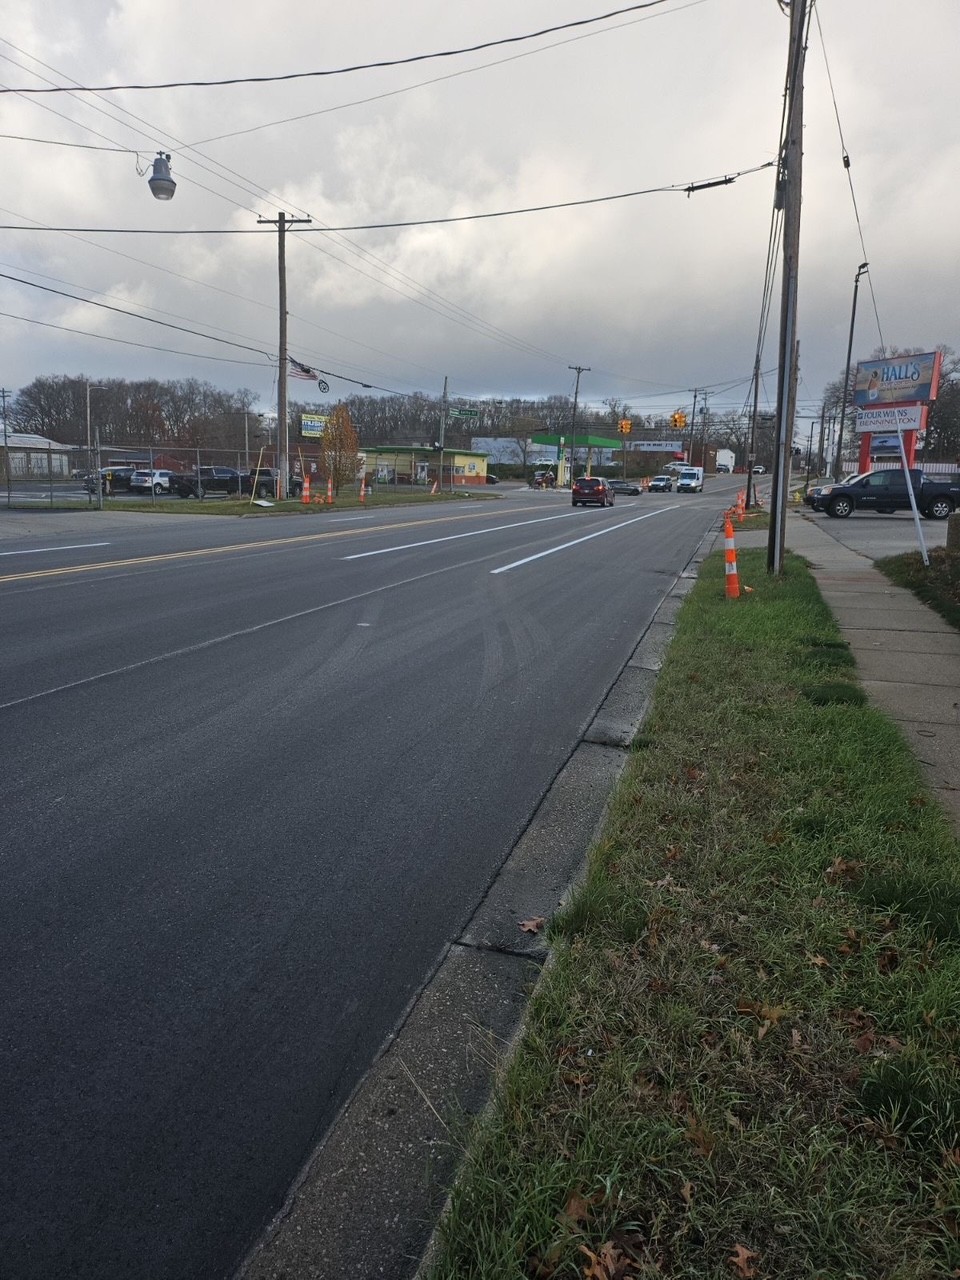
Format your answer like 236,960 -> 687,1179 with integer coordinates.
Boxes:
301,413 -> 328,439
853,352 -> 941,407
854,403 -> 923,433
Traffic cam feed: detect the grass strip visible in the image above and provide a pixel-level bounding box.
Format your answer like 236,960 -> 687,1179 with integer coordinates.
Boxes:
876,548 -> 960,632
426,547 -> 960,1280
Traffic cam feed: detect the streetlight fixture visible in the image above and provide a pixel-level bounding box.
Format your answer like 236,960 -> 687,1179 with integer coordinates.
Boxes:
833,261 -> 869,481
148,152 -> 176,201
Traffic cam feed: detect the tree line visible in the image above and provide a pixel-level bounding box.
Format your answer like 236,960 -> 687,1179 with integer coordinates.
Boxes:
6,353 -> 958,464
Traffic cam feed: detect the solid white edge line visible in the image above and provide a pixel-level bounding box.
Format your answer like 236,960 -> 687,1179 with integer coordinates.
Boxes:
0,542 -> 111,557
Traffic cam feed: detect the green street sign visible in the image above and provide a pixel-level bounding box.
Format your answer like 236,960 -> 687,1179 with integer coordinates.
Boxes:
448,407 -> 479,418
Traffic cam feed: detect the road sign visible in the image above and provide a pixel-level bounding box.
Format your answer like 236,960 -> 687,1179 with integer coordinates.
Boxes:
448,407 -> 479,418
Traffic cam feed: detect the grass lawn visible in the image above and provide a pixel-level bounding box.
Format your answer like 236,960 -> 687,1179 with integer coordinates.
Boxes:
426,547 -> 960,1280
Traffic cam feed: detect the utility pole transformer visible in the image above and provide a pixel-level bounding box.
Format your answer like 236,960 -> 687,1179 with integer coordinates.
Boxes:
767,0 -> 808,575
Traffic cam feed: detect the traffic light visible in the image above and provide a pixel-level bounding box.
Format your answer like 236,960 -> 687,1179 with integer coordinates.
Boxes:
618,419 -> 632,434
671,411 -> 687,430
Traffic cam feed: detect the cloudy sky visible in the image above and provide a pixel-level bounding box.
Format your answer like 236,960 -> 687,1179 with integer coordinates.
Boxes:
2,0 -> 958,432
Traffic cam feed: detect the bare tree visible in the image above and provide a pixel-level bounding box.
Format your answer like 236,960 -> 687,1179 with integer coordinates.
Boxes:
318,403 -> 360,494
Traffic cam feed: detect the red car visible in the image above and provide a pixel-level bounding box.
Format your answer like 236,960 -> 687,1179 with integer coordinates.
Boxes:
572,476 -> 615,508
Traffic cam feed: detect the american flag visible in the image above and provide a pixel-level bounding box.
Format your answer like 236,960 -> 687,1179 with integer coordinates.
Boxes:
289,357 -> 318,380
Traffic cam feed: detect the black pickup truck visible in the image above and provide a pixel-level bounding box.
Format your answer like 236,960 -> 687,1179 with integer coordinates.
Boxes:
169,467 -> 304,499
814,468 -> 958,520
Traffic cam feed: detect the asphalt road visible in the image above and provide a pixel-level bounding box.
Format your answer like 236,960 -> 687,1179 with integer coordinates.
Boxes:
0,484 -> 736,1279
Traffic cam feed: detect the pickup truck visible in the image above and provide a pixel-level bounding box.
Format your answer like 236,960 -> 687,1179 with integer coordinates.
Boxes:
815,468 -> 958,520
168,467 -> 305,499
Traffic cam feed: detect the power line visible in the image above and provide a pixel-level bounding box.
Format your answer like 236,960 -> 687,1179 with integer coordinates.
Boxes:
813,5 -> 885,355
0,161 -> 775,235
0,2 -> 675,94
0,310 -> 272,366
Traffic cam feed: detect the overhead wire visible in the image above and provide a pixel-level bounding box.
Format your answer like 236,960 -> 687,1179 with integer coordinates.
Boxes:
812,3 -> 885,355
0,0 -> 719,379
0,41 -> 575,372
0,2 -> 677,94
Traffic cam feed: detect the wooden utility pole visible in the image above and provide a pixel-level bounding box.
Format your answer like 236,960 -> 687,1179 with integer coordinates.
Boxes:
257,211 -> 310,498
767,0 -> 808,575
568,365 -> 589,481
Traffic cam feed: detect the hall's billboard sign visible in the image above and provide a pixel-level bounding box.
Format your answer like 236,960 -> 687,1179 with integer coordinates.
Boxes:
853,352 -> 941,407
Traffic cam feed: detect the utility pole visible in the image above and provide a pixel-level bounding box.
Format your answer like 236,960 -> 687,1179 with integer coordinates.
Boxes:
746,357 -> 760,509
258,211 -> 311,498
688,388 -> 699,463
1,387 -> 10,507
833,262 -> 869,481
767,0 -> 808,575
816,404 -> 827,479
568,365 -> 589,481
698,391 -> 709,467
439,375 -> 448,491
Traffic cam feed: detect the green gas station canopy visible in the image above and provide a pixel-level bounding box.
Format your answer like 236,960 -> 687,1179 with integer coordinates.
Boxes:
530,433 -> 624,450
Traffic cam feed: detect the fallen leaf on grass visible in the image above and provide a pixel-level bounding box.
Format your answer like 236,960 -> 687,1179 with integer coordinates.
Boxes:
579,1241 -> 636,1280
684,1115 -> 716,1157
824,857 -> 865,885
520,917 -> 546,934
807,953 -> 831,969
560,1190 -> 600,1226
680,1180 -> 694,1206
728,1243 -> 760,1277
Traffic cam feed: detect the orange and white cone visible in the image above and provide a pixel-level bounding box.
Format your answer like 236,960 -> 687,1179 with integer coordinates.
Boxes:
327,476 -> 334,505
302,475 -> 311,504
724,517 -> 740,600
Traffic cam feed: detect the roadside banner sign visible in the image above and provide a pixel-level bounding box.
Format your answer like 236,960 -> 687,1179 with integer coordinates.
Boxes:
302,414 -> 328,439
855,404 -> 923,433
853,352 -> 942,407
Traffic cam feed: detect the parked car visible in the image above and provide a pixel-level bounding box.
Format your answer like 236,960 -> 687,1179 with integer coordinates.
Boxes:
129,469 -> 175,494
649,474 -> 673,492
84,466 -> 136,493
572,476 -> 615,507
816,468 -> 958,519
247,468 -> 304,498
485,473 -> 500,485
752,465 -> 766,474
168,466 -> 247,498
716,463 -> 731,473
608,479 -> 641,495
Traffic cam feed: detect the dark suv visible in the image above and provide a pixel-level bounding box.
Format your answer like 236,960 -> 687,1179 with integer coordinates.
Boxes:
572,476 -> 615,508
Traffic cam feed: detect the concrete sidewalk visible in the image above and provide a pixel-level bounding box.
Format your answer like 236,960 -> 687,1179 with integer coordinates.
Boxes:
734,509 -> 960,830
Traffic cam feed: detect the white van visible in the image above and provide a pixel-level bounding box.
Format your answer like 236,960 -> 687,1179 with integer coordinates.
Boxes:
677,467 -> 704,493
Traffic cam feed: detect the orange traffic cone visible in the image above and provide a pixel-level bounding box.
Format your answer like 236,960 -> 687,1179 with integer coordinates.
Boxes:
724,517 -> 740,600
302,475 -> 311,504
327,477 -> 334,505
